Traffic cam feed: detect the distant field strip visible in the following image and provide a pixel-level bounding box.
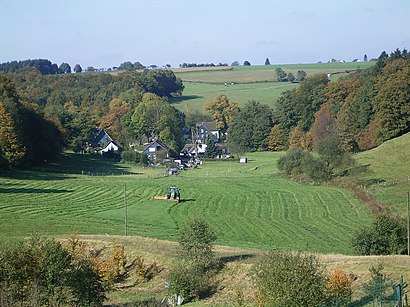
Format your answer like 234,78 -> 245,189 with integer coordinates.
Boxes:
0,153 -> 372,254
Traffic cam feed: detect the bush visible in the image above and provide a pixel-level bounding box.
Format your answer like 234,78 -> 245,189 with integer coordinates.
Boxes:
166,261 -> 210,302
178,217 -> 218,272
167,217 -> 218,303
121,150 -> 148,165
327,269 -> 353,305
254,250 -> 328,306
0,234 -> 107,306
277,148 -> 313,176
352,214 -> 407,255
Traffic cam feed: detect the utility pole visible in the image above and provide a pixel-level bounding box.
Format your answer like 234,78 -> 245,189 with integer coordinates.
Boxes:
124,184 -> 128,236
407,191 -> 409,256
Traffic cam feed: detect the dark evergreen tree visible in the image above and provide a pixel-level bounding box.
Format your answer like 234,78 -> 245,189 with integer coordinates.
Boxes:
204,135 -> 219,158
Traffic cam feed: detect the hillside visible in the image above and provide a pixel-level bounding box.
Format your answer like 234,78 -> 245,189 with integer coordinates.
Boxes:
355,132 -> 410,216
171,62 -> 375,111
75,234 -> 410,306
0,152 -> 372,254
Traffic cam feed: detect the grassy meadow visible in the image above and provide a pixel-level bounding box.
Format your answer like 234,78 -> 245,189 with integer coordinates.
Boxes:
171,62 -> 375,111
355,132 -> 410,216
0,152 -> 373,254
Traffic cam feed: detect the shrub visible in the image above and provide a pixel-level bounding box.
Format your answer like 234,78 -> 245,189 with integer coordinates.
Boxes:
352,214 -> 407,255
277,148 -> 313,176
327,269 -> 352,305
0,234 -> 107,306
167,217 -> 218,303
253,250 -> 328,306
166,261 -> 210,302
178,216 -> 218,272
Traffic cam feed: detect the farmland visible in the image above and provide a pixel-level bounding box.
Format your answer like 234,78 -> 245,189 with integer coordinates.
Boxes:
0,152 -> 372,254
171,62 -> 375,110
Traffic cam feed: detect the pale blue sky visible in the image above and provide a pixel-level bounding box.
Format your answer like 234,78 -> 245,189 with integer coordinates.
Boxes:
1,0 -> 409,68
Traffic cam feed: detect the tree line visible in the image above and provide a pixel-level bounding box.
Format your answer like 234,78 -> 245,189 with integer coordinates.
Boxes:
0,68 -> 185,170
214,49 -> 410,155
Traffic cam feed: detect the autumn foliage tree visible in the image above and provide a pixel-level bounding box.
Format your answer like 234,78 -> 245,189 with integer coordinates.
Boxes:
327,269 -> 352,305
373,64 -> 410,143
204,95 -> 239,134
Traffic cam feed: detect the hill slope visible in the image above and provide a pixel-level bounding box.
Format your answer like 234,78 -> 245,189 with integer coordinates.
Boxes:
355,132 -> 410,216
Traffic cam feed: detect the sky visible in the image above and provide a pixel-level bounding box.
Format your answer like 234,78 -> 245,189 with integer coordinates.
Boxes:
1,0 -> 410,69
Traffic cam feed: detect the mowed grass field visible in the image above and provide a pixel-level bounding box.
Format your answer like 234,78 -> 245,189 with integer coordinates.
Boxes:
171,62 -> 375,111
0,152 -> 372,254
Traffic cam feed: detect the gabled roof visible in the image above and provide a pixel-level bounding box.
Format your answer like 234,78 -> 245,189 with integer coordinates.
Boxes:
197,121 -> 218,131
180,143 -> 195,153
143,139 -> 169,152
90,128 -> 113,148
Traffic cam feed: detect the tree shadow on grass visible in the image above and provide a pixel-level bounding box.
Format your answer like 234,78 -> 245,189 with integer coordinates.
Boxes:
179,198 -> 196,203
0,153 -> 140,181
0,185 -> 73,194
349,294 -> 373,306
168,95 -> 203,104
219,254 -> 256,265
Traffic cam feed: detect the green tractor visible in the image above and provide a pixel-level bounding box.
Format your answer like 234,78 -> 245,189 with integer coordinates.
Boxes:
167,186 -> 181,202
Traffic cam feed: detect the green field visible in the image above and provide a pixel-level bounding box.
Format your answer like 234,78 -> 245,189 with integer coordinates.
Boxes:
171,62 -> 375,112
355,132 -> 410,216
0,152 -> 372,254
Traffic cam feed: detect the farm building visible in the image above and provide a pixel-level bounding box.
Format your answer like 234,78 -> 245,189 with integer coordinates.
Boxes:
87,128 -> 122,155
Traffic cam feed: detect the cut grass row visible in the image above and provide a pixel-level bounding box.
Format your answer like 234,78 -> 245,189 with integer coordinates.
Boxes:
0,152 -> 372,254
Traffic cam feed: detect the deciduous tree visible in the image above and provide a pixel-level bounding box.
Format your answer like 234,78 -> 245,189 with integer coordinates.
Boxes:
204,95 -> 239,133
228,100 -> 273,151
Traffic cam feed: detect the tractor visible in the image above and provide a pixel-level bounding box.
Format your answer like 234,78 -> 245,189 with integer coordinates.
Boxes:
167,186 -> 181,202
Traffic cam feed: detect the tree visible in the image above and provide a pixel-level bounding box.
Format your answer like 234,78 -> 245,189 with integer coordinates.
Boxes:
314,133 -> 354,174
178,216 -> 217,272
131,93 -> 184,152
59,62 -> 71,74
204,95 -> 239,134
0,75 -> 26,168
73,64 -> 82,73
287,72 -> 295,82
309,102 -> 336,146
253,250 -> 327,306
243,60 -> 251,66
373,65 -> 410,143
137,69 -> 184,97
296,70 -> 307,81
277,148 -> 313,176
364,54 -> 368,62
275,67 -> 287,81
0,235 -> 107,306
228,100 -> 273,151
118,61 -> 134,70
327,269 -> 352,305
231,61 -> 240,66
204,135 -> 219,158
289,125 -> 306,149
352,214 -> 407,255
167,217 -> 217,303
264,58 -> 270,65
268,124 -> 288,151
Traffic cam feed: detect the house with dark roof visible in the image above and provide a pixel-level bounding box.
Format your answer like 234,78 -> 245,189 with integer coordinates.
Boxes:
143,139 -> 170,160
197,121 -> 220,143
87,128 -> 121,155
